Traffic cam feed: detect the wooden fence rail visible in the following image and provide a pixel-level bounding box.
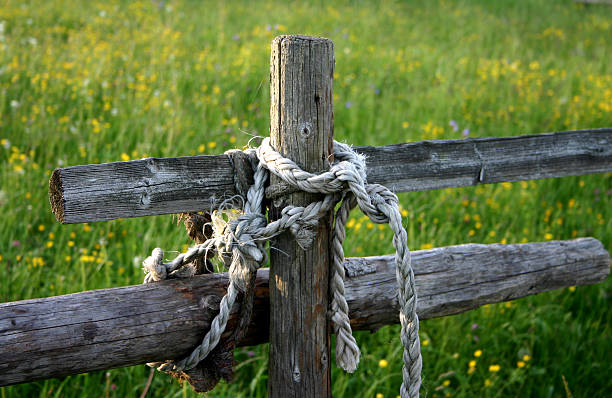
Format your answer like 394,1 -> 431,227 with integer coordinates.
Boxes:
1,238 -> 609,387
49,128 -> 612,224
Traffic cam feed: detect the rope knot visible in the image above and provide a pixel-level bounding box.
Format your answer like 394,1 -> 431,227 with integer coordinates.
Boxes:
228,213 -> 267,264
290,223 -> 317,250
143,248 -> 166,281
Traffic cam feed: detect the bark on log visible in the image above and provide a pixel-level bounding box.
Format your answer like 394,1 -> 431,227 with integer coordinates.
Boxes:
1,239 -> 609,387
49,128 -> 612,224
267,35 -> 334,398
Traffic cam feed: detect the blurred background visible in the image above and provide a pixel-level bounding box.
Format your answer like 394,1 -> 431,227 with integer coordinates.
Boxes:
0,0 -> 610,397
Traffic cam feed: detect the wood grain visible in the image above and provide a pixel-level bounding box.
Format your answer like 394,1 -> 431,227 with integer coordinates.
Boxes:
1,239 -> 609,387
49,128 -> 612,224
267,35 -> 334,398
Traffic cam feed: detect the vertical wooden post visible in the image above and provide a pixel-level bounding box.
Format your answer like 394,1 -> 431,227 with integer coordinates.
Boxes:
268,35 -> 334,397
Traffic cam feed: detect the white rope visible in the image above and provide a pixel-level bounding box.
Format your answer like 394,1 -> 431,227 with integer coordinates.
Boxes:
142,138 -> 422,397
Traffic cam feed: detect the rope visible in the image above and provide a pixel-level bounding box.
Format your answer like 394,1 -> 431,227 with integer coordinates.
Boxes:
142,138 -> 422,397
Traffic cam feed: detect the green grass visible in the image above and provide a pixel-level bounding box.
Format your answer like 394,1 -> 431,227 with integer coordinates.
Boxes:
1,0 -> 611,397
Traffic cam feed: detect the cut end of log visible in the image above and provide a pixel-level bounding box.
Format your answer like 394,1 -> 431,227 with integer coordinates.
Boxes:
49,169 -> 65,224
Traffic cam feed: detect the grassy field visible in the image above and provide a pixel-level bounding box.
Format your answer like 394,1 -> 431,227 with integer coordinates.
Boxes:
1,0 -> 611,397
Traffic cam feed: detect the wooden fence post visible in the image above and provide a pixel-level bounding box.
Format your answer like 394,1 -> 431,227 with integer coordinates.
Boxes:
268,35 -> 334,397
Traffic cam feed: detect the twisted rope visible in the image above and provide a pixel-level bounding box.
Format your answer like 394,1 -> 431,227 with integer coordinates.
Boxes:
142,138 -> 422,397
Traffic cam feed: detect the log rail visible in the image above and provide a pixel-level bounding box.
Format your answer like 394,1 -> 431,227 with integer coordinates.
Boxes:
49,129 -> 612,224
1,238 -> 609,387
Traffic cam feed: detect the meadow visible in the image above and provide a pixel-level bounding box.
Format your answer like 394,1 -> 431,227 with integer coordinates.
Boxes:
1,0 -> 611,397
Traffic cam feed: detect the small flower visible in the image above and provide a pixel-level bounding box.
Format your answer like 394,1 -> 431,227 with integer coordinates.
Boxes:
489,364 -> 500,372
471,323 -> 479,330
378,359 -> 388,368
345,101 -> 352,109
442,380 -> 450,387
38,224 -> 45,232
474,350 -> 482,358
469,360 -> 477,368
522,354 -> 531,362
517,361 -> 525,368
484,379 -> 492,387
422,339 -> 430,346
11,240 -> 21,247
462,128 -> 470,137
449,120 -> 459,132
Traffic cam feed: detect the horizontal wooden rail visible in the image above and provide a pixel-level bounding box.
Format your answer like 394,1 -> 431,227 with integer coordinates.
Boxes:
49,129 -> 612,224
1,238 -> 609,386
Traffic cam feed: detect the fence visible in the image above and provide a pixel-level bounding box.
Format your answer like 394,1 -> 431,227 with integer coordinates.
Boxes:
1,35 -> 611,397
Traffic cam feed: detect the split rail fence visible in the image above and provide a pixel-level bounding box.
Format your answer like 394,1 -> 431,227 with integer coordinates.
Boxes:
1,35 -> 611,397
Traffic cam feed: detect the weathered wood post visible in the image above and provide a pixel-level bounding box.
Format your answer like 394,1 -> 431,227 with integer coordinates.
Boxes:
268,35 -> 334,397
